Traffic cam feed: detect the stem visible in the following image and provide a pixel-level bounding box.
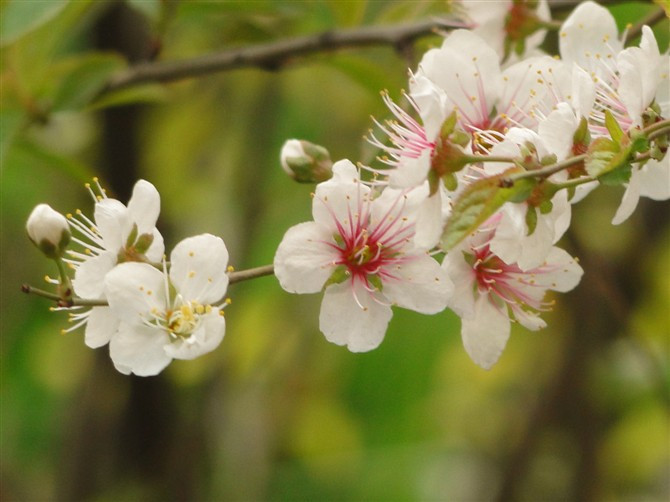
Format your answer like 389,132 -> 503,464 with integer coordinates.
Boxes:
507,154 -> 587,182
625,7 -> 667,43
104,19 -> 464,91
465,155 -> 518,164
228,264 -> 275,284
644,120 -> 670,141
21,284 -> 108,307
552,176 -> 597,191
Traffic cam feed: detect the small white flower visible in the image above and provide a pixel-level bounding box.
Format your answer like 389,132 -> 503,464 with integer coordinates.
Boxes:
104,234 -> 230,376
26,203 -> 71,258
443,217 -> 583,369
274,160 -> 454,352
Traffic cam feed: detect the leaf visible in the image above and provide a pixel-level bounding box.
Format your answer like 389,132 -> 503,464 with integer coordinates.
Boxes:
0,106 -> 25,164
599,164 -> 632,186
585,137 -> 626,178
8,138 -> 97,183
87,84 -> 168,111
0,0 -> 69,47
50,53 -> 126,112
605,110 -> 625,143
440,171 -> 536,252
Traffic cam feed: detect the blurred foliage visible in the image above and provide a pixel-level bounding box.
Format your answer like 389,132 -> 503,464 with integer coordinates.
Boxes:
1,1 -> 668,500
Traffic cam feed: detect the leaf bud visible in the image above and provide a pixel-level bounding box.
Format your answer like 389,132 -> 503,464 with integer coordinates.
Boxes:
280,139 -> 333,183
26,204 -> 71,258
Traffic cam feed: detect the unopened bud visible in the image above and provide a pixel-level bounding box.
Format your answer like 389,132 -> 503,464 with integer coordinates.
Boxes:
280,139 -> 332,183
26,204 -> 71,258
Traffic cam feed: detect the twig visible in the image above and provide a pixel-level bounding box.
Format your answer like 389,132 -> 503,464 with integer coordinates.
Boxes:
626,7 -> 667,43
105,19 -> 463,91
228,264 -> 275,284
21,284 -> 107,307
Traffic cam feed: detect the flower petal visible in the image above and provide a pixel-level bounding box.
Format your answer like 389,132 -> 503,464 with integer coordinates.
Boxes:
72,251 -> 117,299
164,310 -> 225,360
612,170 -> 641,225
126,179 -> 161,235
460,295 -> 511,370
169,234 -> 229,305
382,254 -> 453,314
319,280 -> 392,352
84,307 -> 119,348
94,198 -> 128,251
638,158 -> 670,201
109,323 -> 172,376
274,221 -> 338,294
105,262 -> 167,324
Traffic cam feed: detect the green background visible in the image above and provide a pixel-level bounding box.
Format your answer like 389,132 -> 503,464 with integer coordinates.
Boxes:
2,1 -> 668,500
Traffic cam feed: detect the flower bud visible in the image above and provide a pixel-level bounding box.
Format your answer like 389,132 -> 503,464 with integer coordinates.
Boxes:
26,204 -> 71,258
280,139 -> 333,183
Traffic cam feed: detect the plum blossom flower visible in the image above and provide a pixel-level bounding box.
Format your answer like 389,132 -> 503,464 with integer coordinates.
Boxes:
26,203 -> 71,258
456,0 -> 551,62
104,234 -> 230,376
274,160 -> 453,352
442,216 -> 583,369
60,178 -> 165,348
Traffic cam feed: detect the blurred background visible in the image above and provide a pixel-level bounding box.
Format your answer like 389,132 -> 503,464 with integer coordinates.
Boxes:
1,1 -> 668,500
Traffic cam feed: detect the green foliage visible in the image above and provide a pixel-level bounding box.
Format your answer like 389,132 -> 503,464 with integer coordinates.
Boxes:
441,171 -> 536,251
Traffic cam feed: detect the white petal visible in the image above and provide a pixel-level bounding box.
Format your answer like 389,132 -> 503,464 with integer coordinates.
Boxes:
109,323 -> 172,376
84,307 -> 119,348
144,228 -> 165,262
165,310 -> 225,360
460,295 -> 511,370
513,307 -> 547,331
638,158 -> 670,201
126,179 -> 161,235
559,1 -> 621,70
539,103 -> 579,161
319,280 -> 392,352
104,262 -> 167,324
408,73 -> 448,139
571,65 -> 596,118
441,248 -> 476,319
94,198 -> 128,251
382,254 -> 453,314
531,246 -> 583,293
169,233 -> 229,305
388,149 -> 432,189
489,205 -> 525,265
414,191 -> 445,250
72,251 -> 117,299
274,221 -> 338,294
612,170 -> 641,225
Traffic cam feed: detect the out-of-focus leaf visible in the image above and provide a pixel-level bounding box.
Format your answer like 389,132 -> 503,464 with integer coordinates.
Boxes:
126,0 -> 162,22
327,0 -> 367,26
0,0 -> 69,47
327,54 -> 395,95
441,171 -> 536,251
0,106 -> 25,165
7,139 -> 96,183
50,53 -> 126,112
88,83 -> 168,111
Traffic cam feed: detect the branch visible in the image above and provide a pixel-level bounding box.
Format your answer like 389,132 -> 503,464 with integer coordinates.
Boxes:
105,18 -> 463,91
625,7 -> 667,43
228,264 -> 275,284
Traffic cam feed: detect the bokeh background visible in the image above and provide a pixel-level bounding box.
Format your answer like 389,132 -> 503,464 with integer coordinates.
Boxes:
2,1 -> 668,500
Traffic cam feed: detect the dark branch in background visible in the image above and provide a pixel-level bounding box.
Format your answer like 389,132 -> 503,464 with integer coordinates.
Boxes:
626,7 -> 667,43
105,18 -> 462,92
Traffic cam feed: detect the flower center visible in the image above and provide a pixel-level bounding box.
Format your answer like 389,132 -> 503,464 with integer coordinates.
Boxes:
152,302 -> 211,339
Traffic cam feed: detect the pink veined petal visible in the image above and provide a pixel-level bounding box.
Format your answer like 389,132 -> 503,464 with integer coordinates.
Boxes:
84,306 -> 119,348
274,221 -> 339,294
126,179 -> 161,236
164,310 -> 226,360
104,262 -> 167,324
381,254 -> 453,314
612,170 -> 641,225
460,295 -> 511,370
72,251 -> 117,299
109,323 -> 172,376
169,233 -> 229,305
319,280 -> 392,352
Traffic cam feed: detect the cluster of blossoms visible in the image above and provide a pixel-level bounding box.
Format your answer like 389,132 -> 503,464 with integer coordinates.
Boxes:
26,1 -> 669,375
27,180 -> 231,376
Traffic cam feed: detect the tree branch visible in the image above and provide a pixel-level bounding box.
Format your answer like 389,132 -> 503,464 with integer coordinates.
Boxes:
626,7 -> 667,43
105,18 -> 463,92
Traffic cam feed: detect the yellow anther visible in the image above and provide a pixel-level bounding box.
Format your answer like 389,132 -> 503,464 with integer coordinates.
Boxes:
227,265 -> 235,272
188,271 -> 195,278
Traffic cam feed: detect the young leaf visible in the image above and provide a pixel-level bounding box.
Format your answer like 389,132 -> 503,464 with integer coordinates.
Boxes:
440,170 -> 536,251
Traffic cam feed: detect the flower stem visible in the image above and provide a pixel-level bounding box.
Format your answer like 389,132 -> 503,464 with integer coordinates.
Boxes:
464,155 -> 518,164
21,284 -> 108,307
228,264 -> 275,284
506,154 -> 587,182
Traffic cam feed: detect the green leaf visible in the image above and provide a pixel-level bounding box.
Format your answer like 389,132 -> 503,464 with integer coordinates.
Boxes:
51,53 -> 126,112
440,171 -> 536,252
599,164 -> 632,186
585,137 -> 630,178
605,109 -> 625,143
0,106 -> 26,163
87,84 -> 168,111
525,206 -> 538,236
0,0 -> 69,47
8,138 -> 97,183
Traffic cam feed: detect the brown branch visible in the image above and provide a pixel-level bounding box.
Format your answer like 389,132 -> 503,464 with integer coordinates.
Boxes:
228,264 -> 275,285
105,18 -> 462,92
626,7 -> 667,43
